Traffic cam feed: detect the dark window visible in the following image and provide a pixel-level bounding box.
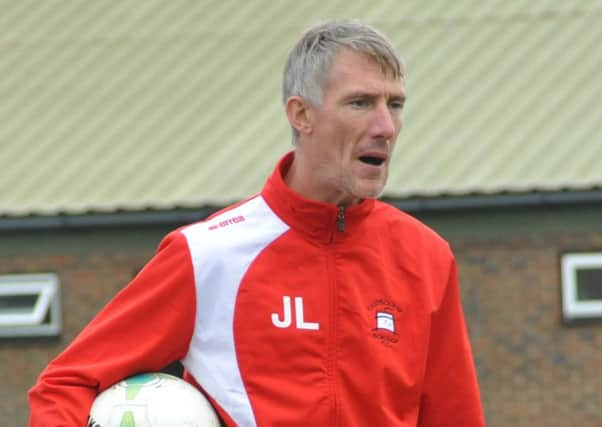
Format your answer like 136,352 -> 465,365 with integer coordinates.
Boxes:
576,268 -> 602,301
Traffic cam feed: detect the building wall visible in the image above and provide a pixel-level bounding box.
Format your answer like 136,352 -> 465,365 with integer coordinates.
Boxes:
0,226 -> 169,425
423,204 -> 602,427
453,230 -> 602,426
3,205 -> 602,426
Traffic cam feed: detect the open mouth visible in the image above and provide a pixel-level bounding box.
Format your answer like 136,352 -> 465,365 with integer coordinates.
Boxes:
359,155 -> 386,166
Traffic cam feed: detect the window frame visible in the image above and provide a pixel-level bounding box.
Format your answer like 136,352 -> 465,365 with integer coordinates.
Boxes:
561,252 -> 602,321
0,273 -> 61,337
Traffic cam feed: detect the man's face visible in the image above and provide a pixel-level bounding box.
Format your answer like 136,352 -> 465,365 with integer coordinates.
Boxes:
301,49 -> 405,206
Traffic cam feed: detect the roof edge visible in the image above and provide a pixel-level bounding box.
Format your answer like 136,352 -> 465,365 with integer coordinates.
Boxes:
385,190 -> 602,212
0,208 -> 217,232
2,190 -> 602,231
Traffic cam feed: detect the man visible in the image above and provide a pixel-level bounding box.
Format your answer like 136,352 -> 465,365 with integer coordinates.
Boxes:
29,20 -> 485,426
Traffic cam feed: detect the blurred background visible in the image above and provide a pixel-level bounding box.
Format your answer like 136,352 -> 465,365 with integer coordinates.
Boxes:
2,1 -> 602,425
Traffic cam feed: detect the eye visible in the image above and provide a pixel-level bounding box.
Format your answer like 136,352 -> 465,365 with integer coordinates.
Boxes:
350,98 -> 370,108
389,100 -> 404,110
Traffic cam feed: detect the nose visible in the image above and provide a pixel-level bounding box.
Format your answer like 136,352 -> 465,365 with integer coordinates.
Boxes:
371,103 -> 398,141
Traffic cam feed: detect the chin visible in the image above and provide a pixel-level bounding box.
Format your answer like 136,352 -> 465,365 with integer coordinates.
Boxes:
354,183 -> 386,200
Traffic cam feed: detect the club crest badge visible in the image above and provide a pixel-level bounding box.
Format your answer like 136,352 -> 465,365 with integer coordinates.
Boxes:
368,298 -> 402,347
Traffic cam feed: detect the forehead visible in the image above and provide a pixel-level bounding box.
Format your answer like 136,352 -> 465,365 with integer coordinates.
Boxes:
324,49 -> 405,97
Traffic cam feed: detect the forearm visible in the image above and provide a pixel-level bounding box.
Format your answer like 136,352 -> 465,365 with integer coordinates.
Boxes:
28,231 -> 196,426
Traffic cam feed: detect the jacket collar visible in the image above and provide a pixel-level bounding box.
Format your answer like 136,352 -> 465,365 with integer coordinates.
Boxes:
261,151 -> 375,243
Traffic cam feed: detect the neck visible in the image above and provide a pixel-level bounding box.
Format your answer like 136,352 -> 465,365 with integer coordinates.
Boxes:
284,151 -> 359,207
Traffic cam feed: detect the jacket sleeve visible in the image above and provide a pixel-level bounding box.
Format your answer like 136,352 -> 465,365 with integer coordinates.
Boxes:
28,230 -> 197,427
418,259 -> 485,427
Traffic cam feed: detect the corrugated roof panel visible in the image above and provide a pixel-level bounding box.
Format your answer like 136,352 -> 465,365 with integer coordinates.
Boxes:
387,5 -> 602,197
1,1 -> 602,216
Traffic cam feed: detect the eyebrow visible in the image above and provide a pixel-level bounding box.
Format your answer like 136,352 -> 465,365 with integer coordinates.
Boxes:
342,90 -> 407,103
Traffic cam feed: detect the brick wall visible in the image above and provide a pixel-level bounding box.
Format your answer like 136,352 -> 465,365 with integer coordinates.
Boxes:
452,230 -> 602,427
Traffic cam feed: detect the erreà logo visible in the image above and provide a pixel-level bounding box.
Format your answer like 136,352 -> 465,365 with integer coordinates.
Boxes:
368,298 -> 402,347
208,215 -> 245,231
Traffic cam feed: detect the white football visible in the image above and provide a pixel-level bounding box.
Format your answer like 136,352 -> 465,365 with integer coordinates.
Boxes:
88,372 -> 220,427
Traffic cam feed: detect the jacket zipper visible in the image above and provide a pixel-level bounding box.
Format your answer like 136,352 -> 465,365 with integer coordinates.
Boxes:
337,206 -> 345,232
327,242 -> 338,425
327,206 -> 344,425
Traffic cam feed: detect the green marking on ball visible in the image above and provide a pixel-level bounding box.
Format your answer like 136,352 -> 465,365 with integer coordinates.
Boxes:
124,373 -> 156,400
120,410 -> 135,427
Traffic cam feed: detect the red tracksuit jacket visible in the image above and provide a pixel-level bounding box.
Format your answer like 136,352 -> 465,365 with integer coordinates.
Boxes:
29,152 -> 485,426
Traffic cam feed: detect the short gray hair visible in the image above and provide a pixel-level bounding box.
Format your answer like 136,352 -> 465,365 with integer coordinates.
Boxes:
283,20 -> 404,140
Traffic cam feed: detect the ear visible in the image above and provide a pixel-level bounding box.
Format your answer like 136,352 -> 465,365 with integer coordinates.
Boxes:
285,96 -> 313,137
